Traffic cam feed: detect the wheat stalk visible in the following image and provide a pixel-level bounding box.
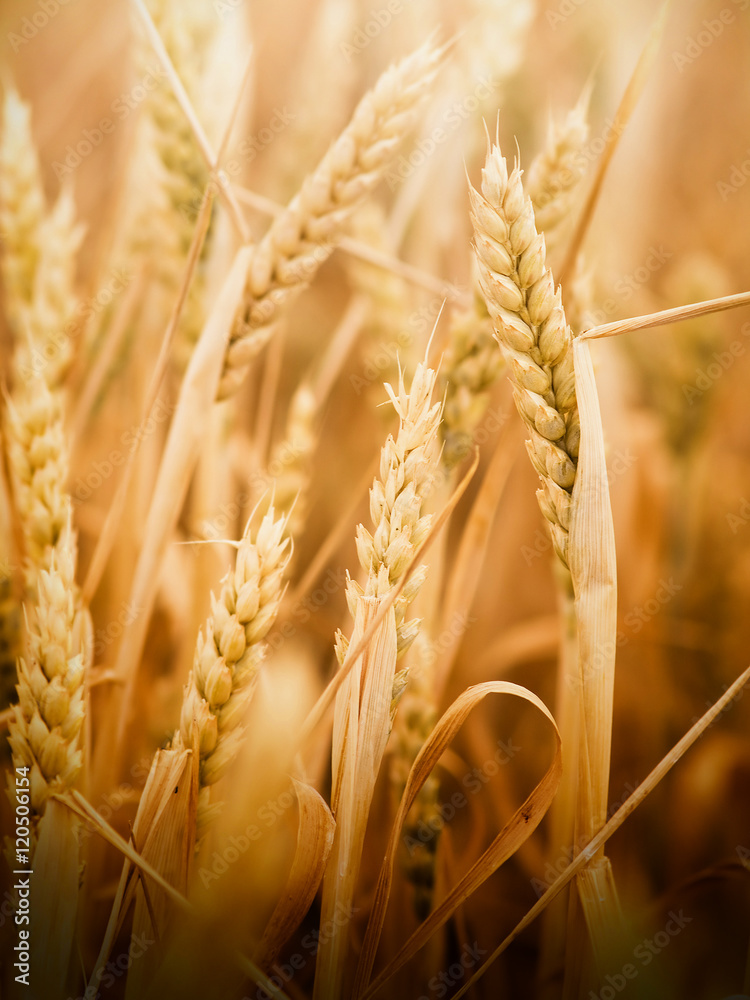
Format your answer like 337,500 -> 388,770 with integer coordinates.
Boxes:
315,361 -> 441,1000
218,41 -> 442,399
470,141 -> 578,568
172,505 -> 290,824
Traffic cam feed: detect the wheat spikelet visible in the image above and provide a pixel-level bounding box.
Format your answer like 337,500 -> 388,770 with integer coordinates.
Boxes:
470,142 -> 578,567
139,0 -> 216,245
7,521 -> 86,846
217,41 -> 442,400
126,0 -> 221,361
172,506 -> 290,821
0,87 -> 45,324
16,186 -> 85,391
5,381 -> 69,587
440,288 -> 502,469
338,361 -> 442,664
525,100 -> 590,263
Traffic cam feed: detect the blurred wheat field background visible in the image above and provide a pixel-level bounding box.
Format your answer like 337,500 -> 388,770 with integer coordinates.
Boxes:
2,1 -> 750,998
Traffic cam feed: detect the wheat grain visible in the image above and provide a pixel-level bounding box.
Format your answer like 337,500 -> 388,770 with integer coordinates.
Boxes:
470,141 -> 578,567
0,88 -> 45,325
5,381 -> 69,588
339,361 -> 442,662
439,289 -> 503,469
526,99 -> 590,264
7,522 -> 86,840
172,506 -> 290,821
217,41 -> 442,400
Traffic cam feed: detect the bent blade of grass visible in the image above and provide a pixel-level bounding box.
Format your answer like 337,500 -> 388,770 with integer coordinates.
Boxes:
354,681 -> 562,1000
450,661 -> 750,999
255,779 -> 335,971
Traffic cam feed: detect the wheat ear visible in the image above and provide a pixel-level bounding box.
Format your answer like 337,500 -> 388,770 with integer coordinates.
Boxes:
315,361 -> 442,1000
7,521 -> 86,839
341,362 -> 442,660
172,506 -> 290,820
5,381 -> 69,590
525,99 -> 590,262
218,41 -> 442,400
0,87 -> 45,323
470,142 -> 578,567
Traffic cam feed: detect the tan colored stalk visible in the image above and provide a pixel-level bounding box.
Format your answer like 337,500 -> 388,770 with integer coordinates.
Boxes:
172,505 -> 290,824
218,40 -> 442,399
470,141 -> 624,988
314,362 -> 442,1000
